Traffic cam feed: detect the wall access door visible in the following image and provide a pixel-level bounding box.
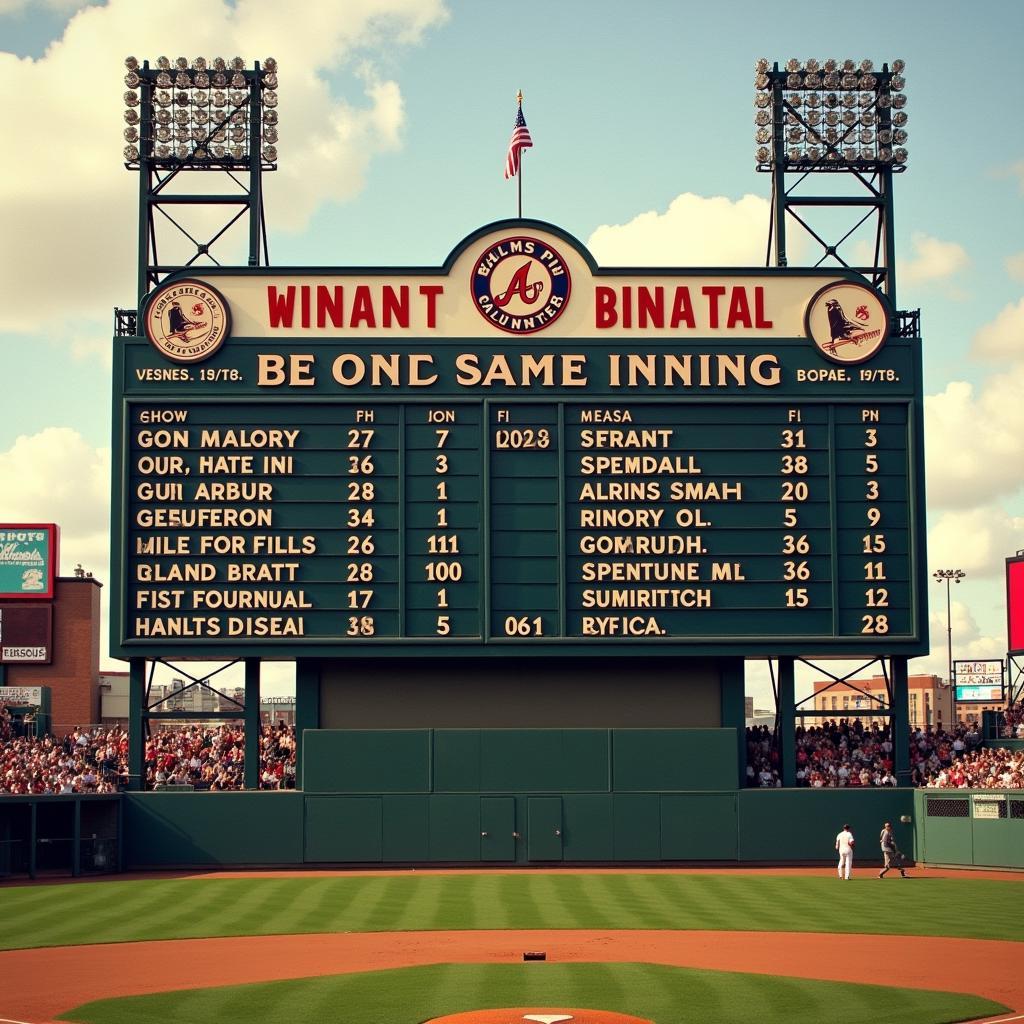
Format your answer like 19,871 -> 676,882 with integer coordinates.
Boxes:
480,797 -> 516,861
528,796 -> 563,861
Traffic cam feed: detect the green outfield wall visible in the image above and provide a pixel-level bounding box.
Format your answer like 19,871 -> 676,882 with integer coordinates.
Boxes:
913,789 -> 1024,869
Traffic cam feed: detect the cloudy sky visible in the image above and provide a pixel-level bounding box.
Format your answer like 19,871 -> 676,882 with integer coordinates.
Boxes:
1,0 -> 1022,699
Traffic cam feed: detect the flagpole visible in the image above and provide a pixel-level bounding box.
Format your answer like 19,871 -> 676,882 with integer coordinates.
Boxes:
517,89 -> 523,218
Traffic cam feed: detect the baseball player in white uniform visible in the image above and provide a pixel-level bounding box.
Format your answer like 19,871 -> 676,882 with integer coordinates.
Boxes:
835,823 -> 855,879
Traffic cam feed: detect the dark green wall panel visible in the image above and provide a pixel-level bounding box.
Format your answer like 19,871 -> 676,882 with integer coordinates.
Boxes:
429,795 -> 480,861
303,729 -> 430,793
612,793 -> 661,860
612,729 -> 735,791
737,788 -> 914,863
661,792 -> 737,860
123,792 -> 303,867
304,796 -> 382,862
383,795 -> 430,861
433,730 -> 481,791
563,794 -> 613,861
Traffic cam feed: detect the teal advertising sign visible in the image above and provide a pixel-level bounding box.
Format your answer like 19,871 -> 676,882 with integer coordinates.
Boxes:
0,524 -> 58,599
111,221 -> 928,658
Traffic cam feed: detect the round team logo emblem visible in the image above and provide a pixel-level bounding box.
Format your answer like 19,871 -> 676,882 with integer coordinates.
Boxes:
804,282 -> 890,365
144,280 -> 231,364
472,236 -> 572,334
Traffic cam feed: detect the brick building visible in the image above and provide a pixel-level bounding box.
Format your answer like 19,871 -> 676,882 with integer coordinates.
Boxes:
0,576 -> 103,733
810,673 -> 953,730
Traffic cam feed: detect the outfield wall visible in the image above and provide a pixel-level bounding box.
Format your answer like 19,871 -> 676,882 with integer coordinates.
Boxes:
914,789 -> 1024,869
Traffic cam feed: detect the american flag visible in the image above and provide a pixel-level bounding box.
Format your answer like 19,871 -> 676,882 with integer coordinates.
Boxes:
504,99 -> 533,180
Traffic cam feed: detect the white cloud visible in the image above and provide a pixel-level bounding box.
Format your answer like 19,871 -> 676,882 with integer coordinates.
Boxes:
587,193 -> 784,267
928,505 -> 1024,579
0,427 -> 110,572
1006,252 -> 1024,282
897,232 -> 969,287
971,297 -> 1024,361
925,370 -> 1024,508
0,0 -> 448,334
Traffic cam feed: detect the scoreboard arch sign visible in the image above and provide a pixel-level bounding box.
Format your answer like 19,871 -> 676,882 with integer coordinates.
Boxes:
111,220 -> 927,659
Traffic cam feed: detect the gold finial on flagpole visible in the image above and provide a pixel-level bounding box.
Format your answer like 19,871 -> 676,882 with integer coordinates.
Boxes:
517,89 -> 523,105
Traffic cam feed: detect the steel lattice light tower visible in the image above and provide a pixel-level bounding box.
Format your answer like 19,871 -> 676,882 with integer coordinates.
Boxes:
754,57 -> 909,312
934,568 -> 967,688
119,54 -> 279,327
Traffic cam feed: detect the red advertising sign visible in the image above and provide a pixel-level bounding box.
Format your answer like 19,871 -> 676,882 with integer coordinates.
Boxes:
1009,556 -> 1024,655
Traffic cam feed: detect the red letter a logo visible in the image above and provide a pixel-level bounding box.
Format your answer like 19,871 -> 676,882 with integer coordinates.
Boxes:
493,262 -> 543,308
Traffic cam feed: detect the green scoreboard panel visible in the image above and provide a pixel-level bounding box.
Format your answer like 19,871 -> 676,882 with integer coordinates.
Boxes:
111,221 -> 927,659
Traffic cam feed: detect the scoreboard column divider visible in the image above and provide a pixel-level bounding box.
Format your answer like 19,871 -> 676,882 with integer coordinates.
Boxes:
398,403 -> 406,639
828,405 -> 840,636
557,402 -> 566,638
482,399 -> 491,642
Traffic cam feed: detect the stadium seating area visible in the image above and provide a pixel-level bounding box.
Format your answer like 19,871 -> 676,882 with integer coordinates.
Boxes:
2,703 -> 1020,794
0,709 -> 296,794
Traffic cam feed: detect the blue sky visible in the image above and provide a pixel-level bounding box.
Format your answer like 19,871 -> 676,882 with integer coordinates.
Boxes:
1,0 -> 1022,691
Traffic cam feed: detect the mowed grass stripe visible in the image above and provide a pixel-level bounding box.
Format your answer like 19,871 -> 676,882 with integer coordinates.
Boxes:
57,963 -> 1008,1024
5,873 -> 1024,950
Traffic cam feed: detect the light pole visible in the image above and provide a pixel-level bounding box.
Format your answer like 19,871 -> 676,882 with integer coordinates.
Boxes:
933,569 -> 966,719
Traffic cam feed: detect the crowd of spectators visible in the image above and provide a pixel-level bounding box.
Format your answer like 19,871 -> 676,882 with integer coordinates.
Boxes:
1000,701 -> 1024,739
0,714 -> 296,794
747,714 -> 1024,790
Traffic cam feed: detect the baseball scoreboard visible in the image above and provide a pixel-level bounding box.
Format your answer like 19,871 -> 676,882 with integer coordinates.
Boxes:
111,222 -> 928,658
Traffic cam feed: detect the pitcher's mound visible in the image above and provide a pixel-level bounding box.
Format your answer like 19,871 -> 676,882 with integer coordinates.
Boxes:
425,1011 -> 653,1024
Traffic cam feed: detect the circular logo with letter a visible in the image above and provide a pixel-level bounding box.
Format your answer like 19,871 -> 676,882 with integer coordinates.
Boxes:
144,279 -> 231,364
804,281 -> 890,365
471,236 -> 572,334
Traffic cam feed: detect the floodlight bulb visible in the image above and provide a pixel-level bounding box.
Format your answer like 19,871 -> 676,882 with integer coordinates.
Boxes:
890,75 -> 906,91
807,111 -> 821,126
124,90 -> 139,106
155,90 -> 172,107
859,129 -> 875,144
892,111 -> 908,127
787,127 -> 804,143
859,92 -> 873,107
125,56 -> 139,70
842,110 -> 856,126
891,92 -> 907,108
806,93 -> 821,107
755,73 -> 770,90
878,147 -> 893,162
755,92 -> 770,108
156,143 -> 170,157
155,109 -> 171,125
893,128 -> 908,144
231,126 -> 246,142
755,127 -> 771,144
786,73 -> 801,89
175,71 -> 191,88
192,56 -> 207,70
891,59 -> 906,74
231,72 -> 246,88
157,56 -> 171,70
859,59 -> 874,73
825,111 -> 839,126
212,143 -> 225,158
124,109 -> 140,125
804,72 -> 821,89
175,56 -> 188,70
195,109 -> 209,125
823,58 -> 837,72
841,73 -> 857,89
860,146 -> 873,160
786,58 -> 801,72
262,72 -> 278,88
893,147 -> 908,163
230,144 -> 244,158
755,58 -> 769,73
212,72 -> 227,87
212,91 -> 227,107
841,59 -> 855,72
124,126 -> 139,142
263,90 -> 278,107
878,129 -> 892,144
877,94 -> 891,108
231,56 -> 245,70
174,144 -> 189,159
174,109 -> 188,124
756,145 -> 770,162
823,72 -> 839,89
861,74 -> 877,90
263,109 -> 278,125
123,144 -> 139,162
843,146 -> 857,161
229,89 -> 247,105
787,92 -> 803,108
213,57 -> 226,72
125,71 -> 140,88
807,145 -> 821,160
194,72 -> 210,89
262,144 -> 278,161
194,91 -> 209,106
263,126 -> 279,144
755,110 -> 770,126
805,58 -> 820,72
156,71 -> 172,88
264,56 -> 278,72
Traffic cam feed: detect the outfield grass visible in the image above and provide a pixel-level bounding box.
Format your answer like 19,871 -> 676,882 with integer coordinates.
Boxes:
3,873 -> 1023,950
57,963 -> 1007,1024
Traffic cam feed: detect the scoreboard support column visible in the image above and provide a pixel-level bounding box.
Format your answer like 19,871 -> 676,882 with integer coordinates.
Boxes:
777,657 -> 797,787
295,659 -> 321,787
891,656 -> 911,784
243,658 -> 261,791
127,658 -> 145,792
720,658 -> 746,788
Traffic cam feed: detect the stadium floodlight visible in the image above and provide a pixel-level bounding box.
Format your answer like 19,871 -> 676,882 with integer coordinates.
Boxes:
754,58 -> 907,171
122,55 -> 279,169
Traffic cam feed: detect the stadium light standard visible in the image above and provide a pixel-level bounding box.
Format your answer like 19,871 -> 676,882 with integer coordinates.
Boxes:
933,568 -> 966,687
